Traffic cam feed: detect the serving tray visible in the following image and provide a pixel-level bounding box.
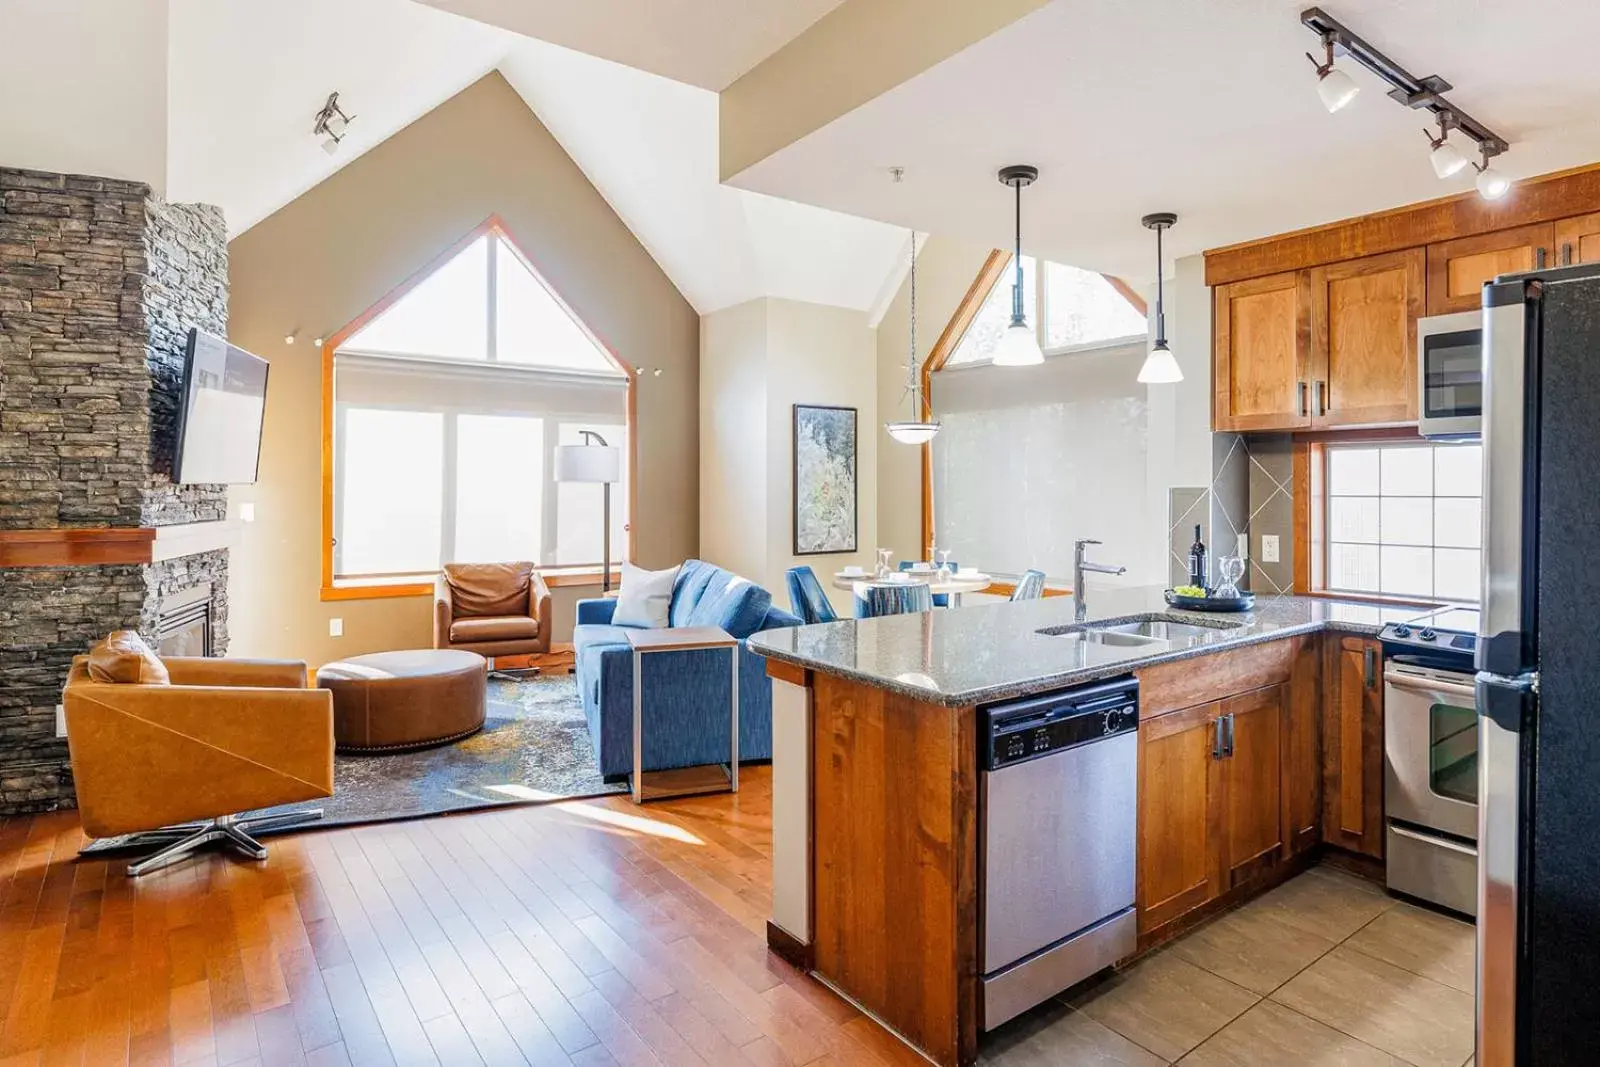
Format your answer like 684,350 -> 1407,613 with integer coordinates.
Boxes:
1164,590 -> 1256,613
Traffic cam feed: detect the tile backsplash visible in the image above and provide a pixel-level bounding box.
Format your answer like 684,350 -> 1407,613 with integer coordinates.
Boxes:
1167,433 -> 1295,593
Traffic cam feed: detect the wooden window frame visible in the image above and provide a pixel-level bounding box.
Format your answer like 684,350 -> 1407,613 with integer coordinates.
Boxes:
917,252 -> 1146,556
320,215 -> 637,602
1291,426 -> 1460,606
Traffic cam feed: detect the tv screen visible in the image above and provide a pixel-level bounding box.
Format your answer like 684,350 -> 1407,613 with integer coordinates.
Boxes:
173,328 -> 269,484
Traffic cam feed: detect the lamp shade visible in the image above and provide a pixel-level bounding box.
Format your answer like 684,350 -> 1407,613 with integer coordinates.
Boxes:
1137,342 -> 1184,384
554,443 -> 620,483
992,322 -> 1044,367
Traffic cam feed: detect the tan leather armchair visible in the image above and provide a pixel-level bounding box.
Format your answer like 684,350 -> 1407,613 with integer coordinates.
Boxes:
434,561 -> 552,660
64,652 -> 334,876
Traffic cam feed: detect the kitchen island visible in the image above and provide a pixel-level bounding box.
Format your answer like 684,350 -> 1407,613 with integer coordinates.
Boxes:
748,587 -> 1423,1067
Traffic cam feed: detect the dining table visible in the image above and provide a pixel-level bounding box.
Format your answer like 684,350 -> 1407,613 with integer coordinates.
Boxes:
831,569 -> 994,608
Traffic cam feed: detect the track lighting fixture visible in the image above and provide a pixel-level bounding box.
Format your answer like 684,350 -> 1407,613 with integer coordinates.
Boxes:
1302,8 -> 1513,201
1426,116 -> 1468,179
1307,35 -> 1360,113
993,165 -> 1044,368
1138,214 -> 1183,385
313,92 -> 356,155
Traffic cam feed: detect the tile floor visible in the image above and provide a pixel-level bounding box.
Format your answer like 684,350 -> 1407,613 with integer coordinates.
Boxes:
982,864 -> 1477,1067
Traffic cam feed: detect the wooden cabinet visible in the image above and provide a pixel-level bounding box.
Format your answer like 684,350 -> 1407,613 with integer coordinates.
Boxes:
1214,251 -> 1421,432
1213,272 -> 1312,432
1426,223 -> 1555,315
1309,248 -> 1424,427
1322,635 -> 1385,858
1137,702 -> 1223,937
1282,636 -> 1322,857
1218,685 -> 1286,887
1554,211 -> 1600,267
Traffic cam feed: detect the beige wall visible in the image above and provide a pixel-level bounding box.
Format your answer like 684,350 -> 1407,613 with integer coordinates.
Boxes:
227,73 -> 699,667
698,297 -> 877,614
874,235 -> 994,561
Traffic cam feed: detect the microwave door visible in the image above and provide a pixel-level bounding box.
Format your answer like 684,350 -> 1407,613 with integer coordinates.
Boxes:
1418,311 -> 1484,439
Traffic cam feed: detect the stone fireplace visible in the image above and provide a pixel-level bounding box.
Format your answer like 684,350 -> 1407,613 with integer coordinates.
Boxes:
0,166 -> 231,814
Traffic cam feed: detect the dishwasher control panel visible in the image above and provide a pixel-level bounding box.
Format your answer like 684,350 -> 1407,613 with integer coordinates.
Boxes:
981,676 -> 1139,771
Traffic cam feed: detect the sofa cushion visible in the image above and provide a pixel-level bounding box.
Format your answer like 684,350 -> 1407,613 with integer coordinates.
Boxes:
685,578 -> 773,640
86,630 -> 170,685
444,561 -> 533,618
612,562 -> 678,629
572,623 -> 636,654
449,616 -> 539,643
669,559 -> 720,628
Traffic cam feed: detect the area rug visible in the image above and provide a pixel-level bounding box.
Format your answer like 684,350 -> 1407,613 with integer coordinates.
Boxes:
82,674 -> 626,855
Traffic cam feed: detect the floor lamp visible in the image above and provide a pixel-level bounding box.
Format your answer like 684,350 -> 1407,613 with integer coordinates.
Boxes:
554,431 -> 622,593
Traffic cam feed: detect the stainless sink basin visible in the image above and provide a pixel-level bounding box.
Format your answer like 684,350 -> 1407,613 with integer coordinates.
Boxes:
1091,619 -> 1240,642
1041,614 -> 1245,650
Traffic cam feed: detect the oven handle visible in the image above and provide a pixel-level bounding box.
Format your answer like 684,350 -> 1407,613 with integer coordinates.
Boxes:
1383,666 -> 1478,701
1390,822 -> 1478,857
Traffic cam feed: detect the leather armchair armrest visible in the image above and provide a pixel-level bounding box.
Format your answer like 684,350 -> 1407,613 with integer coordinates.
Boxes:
529,572 -> 553,651
434,575 -> 455,649
162,657 -> 309,689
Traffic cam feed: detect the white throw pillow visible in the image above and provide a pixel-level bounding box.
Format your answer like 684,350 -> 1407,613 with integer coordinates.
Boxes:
612,562 -> 678,629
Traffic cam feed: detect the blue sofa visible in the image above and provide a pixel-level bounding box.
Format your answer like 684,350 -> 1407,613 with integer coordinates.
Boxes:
573,560 -> 803,779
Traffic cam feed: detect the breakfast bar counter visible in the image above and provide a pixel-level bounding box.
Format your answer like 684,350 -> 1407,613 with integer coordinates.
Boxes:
748,587 -> 1427,1067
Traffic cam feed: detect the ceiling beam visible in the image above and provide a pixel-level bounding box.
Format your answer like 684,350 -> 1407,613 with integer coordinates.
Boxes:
718,0 -> 1050,183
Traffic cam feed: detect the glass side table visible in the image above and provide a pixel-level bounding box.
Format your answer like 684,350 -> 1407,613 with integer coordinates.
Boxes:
624,626 -> 739,803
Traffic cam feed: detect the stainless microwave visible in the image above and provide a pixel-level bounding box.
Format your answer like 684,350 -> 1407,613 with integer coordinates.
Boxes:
1417,310 -> 1482,439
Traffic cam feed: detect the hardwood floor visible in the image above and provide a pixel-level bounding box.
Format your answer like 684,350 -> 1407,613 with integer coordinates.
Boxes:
0,768 -> 920,1067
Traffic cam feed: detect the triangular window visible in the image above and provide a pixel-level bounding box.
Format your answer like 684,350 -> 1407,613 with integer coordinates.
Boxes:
341,230 -> 621,376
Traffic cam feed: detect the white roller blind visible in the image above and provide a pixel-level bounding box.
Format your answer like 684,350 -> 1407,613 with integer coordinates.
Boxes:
930,342 -> 1149,581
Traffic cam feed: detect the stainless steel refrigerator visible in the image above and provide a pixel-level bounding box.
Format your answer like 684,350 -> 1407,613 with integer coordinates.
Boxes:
1477,263 -> 1600,1066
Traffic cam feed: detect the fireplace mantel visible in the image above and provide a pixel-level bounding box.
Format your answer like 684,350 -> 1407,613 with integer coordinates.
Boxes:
0,520 -> 241,568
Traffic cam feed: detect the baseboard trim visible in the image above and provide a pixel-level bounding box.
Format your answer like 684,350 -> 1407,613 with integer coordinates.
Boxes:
766,920 -> 814,971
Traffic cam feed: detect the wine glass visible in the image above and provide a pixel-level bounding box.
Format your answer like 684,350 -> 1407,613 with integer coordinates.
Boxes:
935,548 -> 953,582
1215,555 -> 1246,599
875,547 -> 893,580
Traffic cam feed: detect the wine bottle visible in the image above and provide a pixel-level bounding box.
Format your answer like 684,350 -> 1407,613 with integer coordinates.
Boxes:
1189,524 -> 1207,590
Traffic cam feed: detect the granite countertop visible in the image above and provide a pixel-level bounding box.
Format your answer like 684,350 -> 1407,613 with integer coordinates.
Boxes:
748,586 -> 1435,707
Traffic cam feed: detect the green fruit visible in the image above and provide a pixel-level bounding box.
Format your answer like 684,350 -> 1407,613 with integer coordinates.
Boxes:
1173,585 -> 1207,598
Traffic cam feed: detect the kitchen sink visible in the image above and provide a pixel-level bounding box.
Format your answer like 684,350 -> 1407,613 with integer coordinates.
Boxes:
1090,618 -> 1242,642
1040,614 -> 1245,649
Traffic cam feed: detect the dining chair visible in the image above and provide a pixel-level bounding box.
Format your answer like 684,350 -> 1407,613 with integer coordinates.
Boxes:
1010,569 -> 1048,602
785,565 -> 839,625
899,559 -> 959,607
855,581 -> 934,618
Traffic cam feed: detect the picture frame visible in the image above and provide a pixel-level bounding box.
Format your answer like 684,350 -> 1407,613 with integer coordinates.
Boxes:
792,404 -> 858,556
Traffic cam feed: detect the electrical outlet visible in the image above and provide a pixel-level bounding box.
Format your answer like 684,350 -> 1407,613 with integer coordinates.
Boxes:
1262,534 -> 1281,563
240,502 -> 256,523
329,617 -> 343,637
55,704 -> 66,738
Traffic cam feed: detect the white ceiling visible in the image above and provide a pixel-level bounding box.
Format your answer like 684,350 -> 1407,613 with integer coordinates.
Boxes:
1,0 -> 905,317
411,0 -> 845,90
730,0 -> 1600,283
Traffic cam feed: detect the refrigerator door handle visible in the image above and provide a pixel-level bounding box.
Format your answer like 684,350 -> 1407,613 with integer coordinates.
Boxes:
1476,673 -> 1534,1067
1479,287 -> 1534,676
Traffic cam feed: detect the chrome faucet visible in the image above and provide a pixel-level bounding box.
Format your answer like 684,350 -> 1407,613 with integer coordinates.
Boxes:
1073,539 -> 1127,622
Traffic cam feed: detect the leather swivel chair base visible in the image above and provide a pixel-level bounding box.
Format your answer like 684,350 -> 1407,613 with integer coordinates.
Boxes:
121,808 -> 323,878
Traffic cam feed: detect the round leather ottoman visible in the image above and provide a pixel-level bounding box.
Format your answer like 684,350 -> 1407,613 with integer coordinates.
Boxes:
316,650 -> 487,753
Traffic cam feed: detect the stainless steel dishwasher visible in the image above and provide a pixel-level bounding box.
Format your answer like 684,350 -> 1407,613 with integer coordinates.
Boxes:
979,676 -> 1138,1031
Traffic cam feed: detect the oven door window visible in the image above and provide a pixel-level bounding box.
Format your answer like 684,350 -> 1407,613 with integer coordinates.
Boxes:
1422,330 -> 1483,420
1430,699 -> 1477,804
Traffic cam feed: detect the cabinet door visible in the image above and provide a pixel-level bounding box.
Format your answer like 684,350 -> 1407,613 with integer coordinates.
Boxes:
1213,272 -> 1313,432
1310,248 -> 1424,428
1137,702 -> 1224,937
1321,635 -> 1385,858
1553,211 -> 1600,268
1282,636 -> 1322,858
1219,685 -> 1285,887
1426,224 -> 1555,315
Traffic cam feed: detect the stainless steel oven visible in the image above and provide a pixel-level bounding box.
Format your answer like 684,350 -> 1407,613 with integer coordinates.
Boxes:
1418,309 -> 1483,439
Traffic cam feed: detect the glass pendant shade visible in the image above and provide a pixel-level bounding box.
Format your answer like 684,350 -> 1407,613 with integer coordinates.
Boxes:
1430,139 -> 1468,179
1476,165 -> 1511,200
886,420 -> 942,445
992,321 -> 1044,366
1317,67 -> 1359,113
1137,342 -> 1183,384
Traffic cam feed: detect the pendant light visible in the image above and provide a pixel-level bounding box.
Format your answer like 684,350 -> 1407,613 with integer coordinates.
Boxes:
886,232 -> 941,445
1138,212 -> 1183,385
992,165 -> 1044,367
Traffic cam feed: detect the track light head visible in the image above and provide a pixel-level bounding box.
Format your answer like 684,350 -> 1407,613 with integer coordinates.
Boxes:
1475,161 -> 1511,200
1427,132 -> 1468,180
1307,37 -> 1359,113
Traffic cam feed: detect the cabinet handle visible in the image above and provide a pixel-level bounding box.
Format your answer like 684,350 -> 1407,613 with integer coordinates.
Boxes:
1536,247 -> 1548,270
1297,381 -> 1308,418
1224,713 -> 1236,758
1364,646 -> 1377,689
1562,243 -> 1574,267
1313,380 -> 1327,417
1212,716 -> 1227,760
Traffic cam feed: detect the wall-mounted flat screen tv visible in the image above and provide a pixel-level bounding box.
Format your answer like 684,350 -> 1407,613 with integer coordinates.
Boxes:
173,328 -> 269,484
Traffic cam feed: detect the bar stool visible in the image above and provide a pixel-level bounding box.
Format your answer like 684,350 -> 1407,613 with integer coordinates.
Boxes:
854,581 -> 934,618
